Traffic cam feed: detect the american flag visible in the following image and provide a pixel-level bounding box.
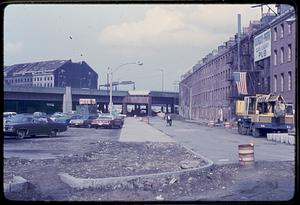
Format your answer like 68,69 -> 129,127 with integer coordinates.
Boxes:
233,72 -> 248,95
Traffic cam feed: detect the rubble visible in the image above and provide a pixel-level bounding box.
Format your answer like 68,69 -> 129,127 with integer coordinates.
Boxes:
4,141 -> 295,201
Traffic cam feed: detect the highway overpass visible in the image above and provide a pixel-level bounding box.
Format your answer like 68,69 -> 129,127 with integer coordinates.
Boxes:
4,85 -> 179,114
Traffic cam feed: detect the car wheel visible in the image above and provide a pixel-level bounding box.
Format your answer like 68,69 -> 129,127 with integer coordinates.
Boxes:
17,130 -> 27,139
252,128 -> 261,138
49,130 -> 58,137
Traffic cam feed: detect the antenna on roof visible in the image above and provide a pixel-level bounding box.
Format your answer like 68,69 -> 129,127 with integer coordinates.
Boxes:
251,4 -> 278,18
251,4 -> 264,19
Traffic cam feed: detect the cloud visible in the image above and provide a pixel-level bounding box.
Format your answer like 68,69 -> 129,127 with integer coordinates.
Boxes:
5,41 -> 24,54
97,5 -> 262,48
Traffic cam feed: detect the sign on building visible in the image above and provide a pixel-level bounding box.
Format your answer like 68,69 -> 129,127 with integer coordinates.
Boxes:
79,98 -> 96,105
254,29 -> 271,62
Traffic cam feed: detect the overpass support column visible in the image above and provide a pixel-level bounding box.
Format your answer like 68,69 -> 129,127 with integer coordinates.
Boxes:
171,104 -> 174,113
148,97 -> 152,116
122,103 -> 127,115
63,86 -> 72,113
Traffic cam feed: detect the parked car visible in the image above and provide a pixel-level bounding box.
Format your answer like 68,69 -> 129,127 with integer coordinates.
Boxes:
4,112 -> 17,118
68,115 -> 98,128
3,114 -> 68,139
118,114 -> 127,120
91,114 -> 124,129
51,113 -> 82,125
33,112 -> 48,117
3,112 -> 17,124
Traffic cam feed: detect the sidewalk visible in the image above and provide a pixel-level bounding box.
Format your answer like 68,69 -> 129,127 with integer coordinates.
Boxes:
119,117 -> 175,142
184,118 -> 237,128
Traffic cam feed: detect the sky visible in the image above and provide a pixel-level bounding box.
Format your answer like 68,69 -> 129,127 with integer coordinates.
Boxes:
4,4 -> 276,91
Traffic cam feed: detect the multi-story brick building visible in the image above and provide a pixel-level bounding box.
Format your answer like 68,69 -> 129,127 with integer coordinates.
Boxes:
179,4 -> 295,121
269,5 -> 296,108
4,59 -> 98,89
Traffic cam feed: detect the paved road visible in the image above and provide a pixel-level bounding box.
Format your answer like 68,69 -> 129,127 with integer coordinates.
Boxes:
4,117 -> 295,164
4,127 -> 121,159
149,117 -> 295,165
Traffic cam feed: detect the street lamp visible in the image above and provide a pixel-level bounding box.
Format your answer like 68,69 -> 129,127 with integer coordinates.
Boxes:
108,61 -> 143,115
158,69 -> 164,92
180,82 -> 192,120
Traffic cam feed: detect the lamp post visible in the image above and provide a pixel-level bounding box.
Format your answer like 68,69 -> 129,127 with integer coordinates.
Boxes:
180,82 -> 192,120
158,69 -> 164,92
108,61 -> 143,115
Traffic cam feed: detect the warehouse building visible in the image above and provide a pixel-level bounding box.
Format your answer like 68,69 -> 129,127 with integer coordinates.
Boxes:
4,59 -> 98,89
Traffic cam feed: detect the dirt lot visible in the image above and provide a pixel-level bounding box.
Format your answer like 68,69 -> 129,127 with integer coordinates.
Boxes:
4,139 -> 295,202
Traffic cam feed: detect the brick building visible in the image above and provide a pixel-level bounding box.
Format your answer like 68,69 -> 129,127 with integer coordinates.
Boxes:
269,6 -> 296,107
4,59 -> 98,89
179,4 -> 295,121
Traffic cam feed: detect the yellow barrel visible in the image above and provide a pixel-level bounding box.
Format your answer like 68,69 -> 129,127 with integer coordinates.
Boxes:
238,144 -> 254,166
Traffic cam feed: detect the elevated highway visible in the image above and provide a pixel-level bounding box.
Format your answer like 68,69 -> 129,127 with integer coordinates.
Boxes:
4,86 -> 178,114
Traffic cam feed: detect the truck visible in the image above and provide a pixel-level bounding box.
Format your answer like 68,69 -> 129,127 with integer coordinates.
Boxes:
235,94 -> 294,137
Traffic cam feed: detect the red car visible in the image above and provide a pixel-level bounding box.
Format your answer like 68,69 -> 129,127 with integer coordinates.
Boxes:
91,114 -> 123,129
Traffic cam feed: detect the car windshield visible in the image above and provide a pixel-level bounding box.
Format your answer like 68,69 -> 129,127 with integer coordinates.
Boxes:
9,115 -> 33,123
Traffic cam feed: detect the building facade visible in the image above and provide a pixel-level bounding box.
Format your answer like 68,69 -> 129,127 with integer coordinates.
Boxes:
179,4 -> 296,121
269,6 -> 296,107
4,60 -> 98,89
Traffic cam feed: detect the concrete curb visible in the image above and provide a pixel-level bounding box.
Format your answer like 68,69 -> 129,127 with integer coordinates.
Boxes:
267,133 -> 295,145
3,176 -> 30,193
59,147 -> 214,190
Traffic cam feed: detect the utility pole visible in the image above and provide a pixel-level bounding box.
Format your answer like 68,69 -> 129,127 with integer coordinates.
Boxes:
159,69 -> 164,92
237,14 -> 241,72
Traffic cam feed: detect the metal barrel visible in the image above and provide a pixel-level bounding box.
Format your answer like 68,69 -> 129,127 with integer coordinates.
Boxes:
208,121 -> 215,127
224,122 -> 231,128
238,144 -> 254,166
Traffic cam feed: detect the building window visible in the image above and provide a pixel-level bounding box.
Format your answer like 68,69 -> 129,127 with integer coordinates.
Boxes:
288,23 -> 291,34
274,50 -> 277,65
280,47 -> 284,64
274,75 -> 277,92
288,71 -> 292,91
280,73 -> 284,92
274,27 -> 277,41
288,44 -> 292,61
280,24 -> 284,38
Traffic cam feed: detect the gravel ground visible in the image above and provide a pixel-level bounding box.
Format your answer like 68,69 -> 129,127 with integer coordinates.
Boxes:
4,140 -> 295,201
